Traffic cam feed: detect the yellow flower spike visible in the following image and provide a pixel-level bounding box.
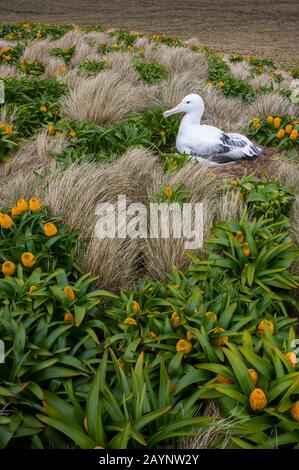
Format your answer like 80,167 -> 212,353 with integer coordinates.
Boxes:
2,261 -> 15,276
29,198 -> 41,212
235,231 -> 244,244
267,115 -> 274,124
18,279 -> 25,286
230,179 -> 238,189
257,319 -> 274,337
64,286 -> 75,301
186,330 -> 195,341
205,311 -> 218,323
176,339 -> 192,354
159,130 -> 166,137
0,214 -> 13,229
285,124 -> 293,134
84,417 -> 88,433
21,252 -> 36,268
239,192 -> 245,201
5,125 -> 13,135
290,129 -> 298,140
218,80 -> 224,87
147,331 -> 157,339
212,327 -> 228,346
29,285 -> 37,292
69,130 -> 77,137
243,243 -> 250,257
171,312 -> 180,328
276,129 -> 285,139
124,317 -> 137,326
11,207 -> 22,217
17,199 -> 29,212
44,222 -> 58,237
131,300 -> 140,313
206,80 -> 212,87
250,388 -> 267,411
273,117 -> 281,128
39,104 -> 47,113
4,55 -> 11,61
47,124 -> 54,134
42,401 -> 49,414
216,374 -> 233,384
164,186 -> 173,198
248,368 -> 258,385
64,312 -> 75,321
290,401 -> 299,422
285,352 -> 297,368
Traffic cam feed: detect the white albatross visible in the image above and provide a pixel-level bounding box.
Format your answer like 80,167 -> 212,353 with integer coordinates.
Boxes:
163,93 -> 262,165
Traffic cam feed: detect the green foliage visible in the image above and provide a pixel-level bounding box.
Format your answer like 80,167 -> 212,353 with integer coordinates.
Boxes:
0,125 -> 18,161
188,212 -> 299,299
134,61 -> 168,84
111,29 -> 139,46
230,175 -> 295,219
2,77 -> 67,103
51,46 -> 75,64
0,43 -> 23,64
206,52 -> 255,102
78,59 -> 107,75
247,115 -> 299,149
0,22 -> 73,40
150,183 -> 189,204
0,204 -> 81,278
17,59 -> 45,76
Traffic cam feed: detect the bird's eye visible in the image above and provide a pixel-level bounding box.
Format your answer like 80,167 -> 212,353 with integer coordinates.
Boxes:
186,101 -> 190,104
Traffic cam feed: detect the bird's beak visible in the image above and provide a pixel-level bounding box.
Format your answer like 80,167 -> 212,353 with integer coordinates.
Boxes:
163,103 -> 183,118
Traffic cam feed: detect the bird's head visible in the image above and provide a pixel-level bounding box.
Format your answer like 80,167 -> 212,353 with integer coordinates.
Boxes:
163,94 -> 204,119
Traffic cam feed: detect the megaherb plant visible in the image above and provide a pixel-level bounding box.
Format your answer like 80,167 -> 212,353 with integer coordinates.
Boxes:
134,62 -> 169,84
230,176 -> 295,219
188,212 -> 299,299
248,115 -> 299,149
0,199 -> 80,278
0,123 -> 18,161
36,351 -> 216,449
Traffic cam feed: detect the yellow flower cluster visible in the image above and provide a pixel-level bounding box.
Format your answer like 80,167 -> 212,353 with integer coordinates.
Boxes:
0,46 -> 14,62
266,116 -> 298,140
0,123 -> 13,135
54,65 -> 68,75
250,388 -> 267,411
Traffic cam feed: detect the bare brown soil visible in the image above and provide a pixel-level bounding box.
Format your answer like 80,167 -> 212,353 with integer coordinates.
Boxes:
0,0 -> 298,68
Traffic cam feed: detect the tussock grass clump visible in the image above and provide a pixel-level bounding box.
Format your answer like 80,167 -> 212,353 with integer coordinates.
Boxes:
144,163 -> 221,279
4,131 -> 67,177
153,71 -> 204,109
0,63 -> 20,78
21,39 -> 52,63
228,61 -> 251,80
60,70 -> 151,126
249,92 -> 298,119
201,88 -> 249,132
159,46 -> 208,81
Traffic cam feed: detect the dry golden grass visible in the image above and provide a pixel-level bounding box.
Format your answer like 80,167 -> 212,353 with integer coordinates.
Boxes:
4,131 -> 67,178
159,46 -> 208,81
228,61 -> 251,80
179,401 -> 248,449
153,71 -> 204,109
106,52 -> 139,83
21,39 -> 52,63
0,64 -> 20,78
60,70 -> 151,125
201,88 -> 249,132
70,42 -> 100,68
269,159 -> 299,193
143,163 -> 221,279
248,92 -> 298,119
